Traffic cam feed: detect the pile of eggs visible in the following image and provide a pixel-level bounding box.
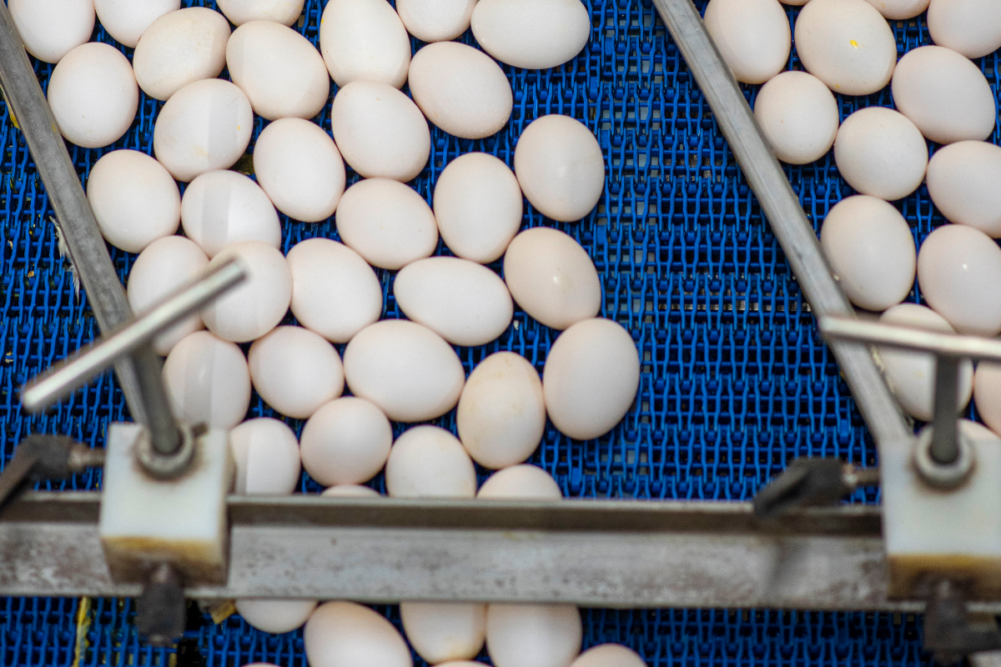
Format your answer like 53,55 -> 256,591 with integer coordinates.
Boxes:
706,0 -> 1001,430
10,0 -> 644,663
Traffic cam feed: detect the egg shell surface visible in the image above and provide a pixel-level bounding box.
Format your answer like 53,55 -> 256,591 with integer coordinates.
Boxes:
133,7 -> 230,101
181,170 -> 281,257
470,0 -> 590,70
162,330 -> 251,429
385,426 -> 478,498
229,417 -> 302,495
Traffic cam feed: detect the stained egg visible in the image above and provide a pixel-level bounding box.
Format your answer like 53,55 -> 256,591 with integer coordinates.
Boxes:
400,602 -> 487,664
704,0 -> 791,85
834,107 -> 928,201
926,141 -> 1001,238
754,71 -> 839,165
305,602 -> 413,667
385,426 -> 477,498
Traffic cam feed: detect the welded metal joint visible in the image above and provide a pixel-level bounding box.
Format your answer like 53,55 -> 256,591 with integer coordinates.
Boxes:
913,427 -> 976,490
752,457 -> 879,518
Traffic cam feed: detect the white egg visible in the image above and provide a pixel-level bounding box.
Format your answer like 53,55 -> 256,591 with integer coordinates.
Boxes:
703,0 -> 791,85
253,118 -> 346,223
385,426 -> 477,498
330,81 -> 431,182
127,236 -> 208,356
133,7 -> 230,101
201,241 -> 292,343
457,352 -> 546,469
928,0 -> 1001,59
217,0 -> 305,26
917,224 -> 1001,336
396,0 -> 476,41
335,179 -> 438,270
400,602 -> 486,664
305,602 -> 412,667
477,465 -> 562,499
819,195 -> 915,311
229,417 -> 302,495
486,604 -> 582,667
286,238 -> 383,344
503,227 -> 601,330
834,107 -> 928,201
891,46 -> 996,145
408,42 -> 512,140
394,257 -> 513,346
180,170 -> 281,258
794,0 -> 897,96
46,43 -> 137,149
433,153 -> 523,264
227,20 -> 329,121
94,0 -> 178,48
301,397 -> 392,486
8,0 -> 94,64
926,141 -> 1001,237
974,363 -> 1001,437
236,599 -> 317,634
319,0 -> 411,88
153,79 -> 253,182
878,303 -> 973,421
514,115 -> 605,223
343,320 -> 465,422
87,150 -> 180,253
543,318 -> 640,441
248,326 -> 344,419
470,0 -> 590,70
753,71 -> 839,165
571,645 -> 646,667
322,484 -> 381,498
162,330 -> 251,429
863,0 -> 929,19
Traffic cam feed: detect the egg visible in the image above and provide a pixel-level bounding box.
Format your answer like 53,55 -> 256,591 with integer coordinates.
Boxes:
819,195 -> 915,311
514,115 -> 605,222
162,330 -> 251,429
470,0 -> 590,70
917,224 -> 1001,336
543,318 -> 639,441
319,0 -> 411,88
285,238 -> 383,344
235,599 -> 318,634
703,0 -> 791,85
794,0 -> 897,96
571,645 -> 646,667
477,465 -> 562,499
394,257 -> 513,346
396,0 -> 476,41
408,42 -> 512,139
248,326 -> 344,419
94,0 -> 179,48
503,227 -> 601,330
863,0 -> 929,19
180,170 -> 281,258
133,7 -> 230,101
400,602 -> 486,664
926,141 -> 1001,238
834,107 -> 928,201
87,150 -> 180,253
252,118 -> 346,223
877,304 -> 973,421
46,43 -> 138,149
974,363 -> 1001,437
322,484 -> 381,498
753,71 -> 839,165
226,21 -> 329,121
457,352 -> 546,469
217,0 -> 305,26
330,81 -> 431,182
127,236 -> 208,356
928,0 -> 1001,59
891,46 -> 996,145
305,602 -> 412,667
229,417 -> 302,495
385,426 -> 477,498
201,241 -> 293,343
153,79 -> 254,182
344,321 -> 465,422
335,179 -> 438,270
8,0 -> 94,64
301,397 -> 392,487
433,153 -> 523,264
486,604 -> 582,667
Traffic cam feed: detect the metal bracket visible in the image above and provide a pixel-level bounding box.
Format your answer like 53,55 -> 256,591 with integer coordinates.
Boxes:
753,458 -> 879,518
924,580 -> 1001,664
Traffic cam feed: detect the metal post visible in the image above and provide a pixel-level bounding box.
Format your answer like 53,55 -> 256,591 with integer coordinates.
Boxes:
931,356 -> 961,465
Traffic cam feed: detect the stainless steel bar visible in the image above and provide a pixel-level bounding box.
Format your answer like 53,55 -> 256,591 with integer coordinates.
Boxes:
822,316 -> 1001,362
21,260 -> 246,413
931,356 -> 961,465
648,0 -> 911,449
0,2 -> 181,454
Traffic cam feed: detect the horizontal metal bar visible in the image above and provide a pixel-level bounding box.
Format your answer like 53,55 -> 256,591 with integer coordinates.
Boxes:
821,316 -> 1001,362
1,492 -> 999,612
